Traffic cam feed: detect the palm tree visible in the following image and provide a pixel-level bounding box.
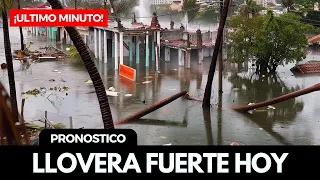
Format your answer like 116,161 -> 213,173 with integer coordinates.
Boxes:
281,0 -> 295,11
109,0 -> 137,27
16,0 -> 24,51
47,0 -> 115,129
1,0 -> 20,123
240,0 -> 265,18
182,0 -> 200,22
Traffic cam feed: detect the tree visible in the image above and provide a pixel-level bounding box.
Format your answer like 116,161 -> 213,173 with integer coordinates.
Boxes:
16,0 -> 24,51
196,6 -> 220,23
301,10 -> 320,28
182,0 -> 200,22
1,0 -> 20,123
227,15 -> 264,63
240,0 -> 265,18
47,0 -> 115,129
228,10 -> 312,74
281,0 -> 295,11
295,0 -> 320,10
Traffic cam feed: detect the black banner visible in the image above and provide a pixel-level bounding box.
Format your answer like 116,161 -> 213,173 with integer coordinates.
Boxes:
39,129 -> 137,147
0,145 -> 318,177
0,129 -> 317,177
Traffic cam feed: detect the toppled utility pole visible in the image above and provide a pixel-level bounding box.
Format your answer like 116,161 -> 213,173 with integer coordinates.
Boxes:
202,0 -> 231,108
115,91 -> 188,125
231,83 -> 320,112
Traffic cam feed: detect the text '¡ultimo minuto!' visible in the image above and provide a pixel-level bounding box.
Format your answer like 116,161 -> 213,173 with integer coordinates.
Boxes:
50,134 -> 126,144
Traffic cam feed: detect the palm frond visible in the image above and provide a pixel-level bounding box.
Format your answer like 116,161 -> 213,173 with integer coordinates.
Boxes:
182,0 -> 200,22
0,0 -> 12,14
68,45 -> 95,63
114,0 -> 138,16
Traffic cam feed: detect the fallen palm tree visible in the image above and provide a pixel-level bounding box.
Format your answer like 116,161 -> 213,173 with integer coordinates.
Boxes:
231,83 -> 320,112
115,91 -> 188,125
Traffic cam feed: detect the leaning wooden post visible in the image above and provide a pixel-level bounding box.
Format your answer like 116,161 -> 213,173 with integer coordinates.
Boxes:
45,111 -> 47,129
202,0 -> 230,108
232,83 -> 320,112
21,98 -> 25,122
115,91 -> 188,125
69,116 -> 73,129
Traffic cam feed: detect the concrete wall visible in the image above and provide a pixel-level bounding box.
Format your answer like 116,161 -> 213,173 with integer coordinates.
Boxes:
161,30 -> 183,40
161,29 -> 217,44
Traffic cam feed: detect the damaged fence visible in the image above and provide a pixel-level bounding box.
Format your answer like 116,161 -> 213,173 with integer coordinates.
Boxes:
32,110 -> 73,128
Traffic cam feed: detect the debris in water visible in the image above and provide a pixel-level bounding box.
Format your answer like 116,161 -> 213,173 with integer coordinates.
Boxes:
125,94 -> 133,97
85,80 -> 93,84
259,128 -> 263,130
142,81 -> 152,84
106,91 -> 119,97
248,102 -> 255,105
255,109 -> 267,112
52,70 -> 59,72
230,142 -> 240,146
160,136 -> 167,139
22,88 -> 41,95
267,105 -> 276,110
145,76 -> 153,79
62,86 -> 70,91
61,79 -> 66,82
163,143 -> 172,146
232,88 -> 240,91
49,79 -> 55,82
108,87 -> 115,92
173,69 -> 177,71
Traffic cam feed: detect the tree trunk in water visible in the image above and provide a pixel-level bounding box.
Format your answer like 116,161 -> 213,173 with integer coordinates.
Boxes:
202,0 -> 230,108
47,0 -> 114,129
16,0 -> 25,51
232,83 -> 320,112
115,91 -> 188,125
1,3 -> 19,123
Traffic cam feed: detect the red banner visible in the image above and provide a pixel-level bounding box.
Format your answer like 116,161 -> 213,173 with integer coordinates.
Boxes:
9,9 -> 108,27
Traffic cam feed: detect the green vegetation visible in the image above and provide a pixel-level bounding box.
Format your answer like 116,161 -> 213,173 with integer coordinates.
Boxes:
182,0 -> 200,22
228,10 -> 312,74
196,6 -> 220,23
67,45 -> 95,64
240,0 -> 266,18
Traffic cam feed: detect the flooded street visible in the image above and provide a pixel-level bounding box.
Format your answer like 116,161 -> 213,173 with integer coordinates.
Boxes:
1,27 -> 320,145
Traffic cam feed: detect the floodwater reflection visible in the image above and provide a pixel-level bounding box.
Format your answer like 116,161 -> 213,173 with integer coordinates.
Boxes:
2,27 -> 320,145
228,72 -> 305,145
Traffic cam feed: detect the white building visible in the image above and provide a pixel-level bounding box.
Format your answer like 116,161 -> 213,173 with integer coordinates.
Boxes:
150,0 -> 173,5
254,0 -> 276,7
